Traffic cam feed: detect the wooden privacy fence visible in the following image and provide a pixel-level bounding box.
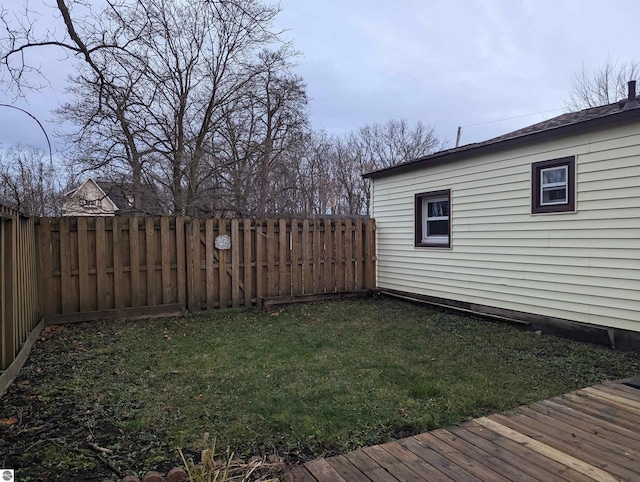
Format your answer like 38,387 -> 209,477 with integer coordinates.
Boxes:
35,217 -> 376,318
1,206 -> 39,370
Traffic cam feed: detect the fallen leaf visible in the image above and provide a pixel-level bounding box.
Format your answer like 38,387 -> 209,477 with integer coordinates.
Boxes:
195,395 -> 203,401
165,406 -> 173,412
0,417 -> 17,426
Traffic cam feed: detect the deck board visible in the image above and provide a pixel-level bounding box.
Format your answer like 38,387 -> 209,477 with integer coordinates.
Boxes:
452,422 -> 590,482
288,381 -> 640,481
343,449 -> 399,482
487,413 -> 638,481
415,431 -> 510,482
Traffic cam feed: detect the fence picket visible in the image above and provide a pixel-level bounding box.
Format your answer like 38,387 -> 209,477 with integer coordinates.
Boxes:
255,220 -> 265,300
129,217 -> 140,307
95,218 -> 108,311
265,220 -> 276,297
205,219 -> 215,310
344,219 -> 354,291
59,218 -> 74,314
302,220 -> 311,294
113,217 -> 125,309
38,219 -> 53,315
218,219 -> 228,309
355,218 -> 363,290
191,219 -> 202,310
231,219 -> 240,308
77,218 -> 90,312
291,219 -> 302,296
176,217 -> 186,306
145,218 -> 156,306
334,219 -> 344,292
27,216 -> 374,320
313,219 -> 321,293
278,219 -> 287,296
160,216 -> 171,305
365,219 -> 376,289
324,219 -> 333,293
1,217 -> 14,368
243,219 -> 252,307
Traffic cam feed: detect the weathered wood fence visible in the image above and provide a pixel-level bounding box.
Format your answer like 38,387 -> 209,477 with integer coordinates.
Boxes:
35,217 -> 376,318
0,206 -> 40,370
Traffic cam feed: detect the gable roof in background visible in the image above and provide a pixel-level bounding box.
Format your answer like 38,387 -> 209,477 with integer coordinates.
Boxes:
65,178 -> 119,211
65,178 -> 165,215
364,82 -> 640,179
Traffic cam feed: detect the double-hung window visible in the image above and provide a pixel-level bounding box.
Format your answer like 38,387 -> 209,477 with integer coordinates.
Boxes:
531,157 -> 575,214
415,190 -> 451,248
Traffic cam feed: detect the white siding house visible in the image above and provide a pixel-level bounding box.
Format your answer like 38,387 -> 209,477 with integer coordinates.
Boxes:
365,87 -> 640,346
62,178 -> 119,216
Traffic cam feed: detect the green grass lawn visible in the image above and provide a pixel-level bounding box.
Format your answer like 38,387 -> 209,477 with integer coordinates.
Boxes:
1,298 -> 639,480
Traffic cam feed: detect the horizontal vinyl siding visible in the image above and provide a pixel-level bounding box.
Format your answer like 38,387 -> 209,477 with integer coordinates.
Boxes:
372,124 -> 640,332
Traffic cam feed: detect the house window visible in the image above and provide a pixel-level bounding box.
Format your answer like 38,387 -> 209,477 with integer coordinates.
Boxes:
531,157 -> 575,214
415,190 -> 451,248
84,199 -> 97,208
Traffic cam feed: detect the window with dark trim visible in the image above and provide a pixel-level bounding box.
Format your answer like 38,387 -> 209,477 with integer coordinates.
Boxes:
531,157 -> 575,214
415,189 -> 451,248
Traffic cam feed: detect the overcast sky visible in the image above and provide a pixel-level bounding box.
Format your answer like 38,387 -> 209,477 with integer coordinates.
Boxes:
1,0 -> 639,154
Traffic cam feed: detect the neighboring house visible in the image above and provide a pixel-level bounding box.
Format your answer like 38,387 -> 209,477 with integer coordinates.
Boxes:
63,178 -> 164,216
364,81 -> 640,348
62,178 -> 119,216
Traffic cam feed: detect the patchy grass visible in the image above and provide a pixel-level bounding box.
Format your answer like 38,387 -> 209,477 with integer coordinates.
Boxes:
1,298 -> 639,481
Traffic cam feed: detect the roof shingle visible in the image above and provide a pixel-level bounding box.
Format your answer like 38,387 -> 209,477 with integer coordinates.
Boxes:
364,98 -> 640,179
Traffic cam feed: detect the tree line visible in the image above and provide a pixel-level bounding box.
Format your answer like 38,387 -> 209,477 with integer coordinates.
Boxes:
1,1 -> 636,218
1,0 -> 441,217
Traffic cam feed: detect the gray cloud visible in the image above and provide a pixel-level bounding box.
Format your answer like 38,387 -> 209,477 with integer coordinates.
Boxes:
1,0 -> 638,152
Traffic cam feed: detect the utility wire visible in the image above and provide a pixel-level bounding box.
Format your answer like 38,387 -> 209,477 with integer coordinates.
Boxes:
462,107 -> 564,128
0,103 -> 54,165
455,107 -> 565,147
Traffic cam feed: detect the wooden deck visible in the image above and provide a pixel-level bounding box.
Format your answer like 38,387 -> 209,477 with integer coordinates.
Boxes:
289,379 -> 640,481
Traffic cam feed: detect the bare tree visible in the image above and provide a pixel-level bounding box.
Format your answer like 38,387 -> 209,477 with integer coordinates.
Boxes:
3,0 -> 284,215
2,2 -> 441,219
329,119 -> 443,215
249,48 -> 308,217
286,130 -> 336,216
205,46 -> 308,217
566,57 -> 640,111
0,144 -> 65,215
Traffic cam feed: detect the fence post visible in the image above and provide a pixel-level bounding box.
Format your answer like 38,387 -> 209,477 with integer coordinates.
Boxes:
364,219 -> 376,289
176,217 -> 186,307
1,218 -> 15,369
185,218 -> 195,312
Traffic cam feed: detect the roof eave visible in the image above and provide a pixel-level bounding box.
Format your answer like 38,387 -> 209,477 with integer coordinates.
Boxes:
363,108 -> 640,179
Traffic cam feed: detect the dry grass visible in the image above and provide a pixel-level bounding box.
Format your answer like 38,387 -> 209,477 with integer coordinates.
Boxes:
1,298 -> 638,481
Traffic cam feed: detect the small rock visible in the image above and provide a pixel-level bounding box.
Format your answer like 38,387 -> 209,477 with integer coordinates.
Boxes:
142,471 -> 165,482
534,330 -> 542,336
121,477 -> 141,482
267,454 -> 281,464
166,467 -> 188,482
